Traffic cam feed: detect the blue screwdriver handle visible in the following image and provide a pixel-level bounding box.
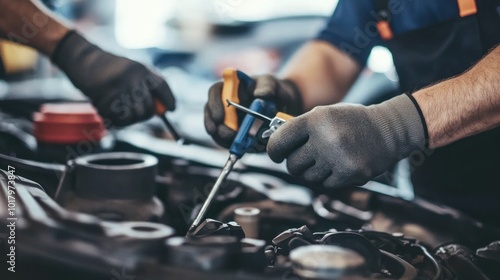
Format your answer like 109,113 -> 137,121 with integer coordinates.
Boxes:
221,69 -> 277,158
230,98 -> 276,158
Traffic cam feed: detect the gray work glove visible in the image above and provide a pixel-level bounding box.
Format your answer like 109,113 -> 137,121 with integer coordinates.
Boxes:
52,31 -> 175,126
204,75 -> 303,148
267,94 -> 427,188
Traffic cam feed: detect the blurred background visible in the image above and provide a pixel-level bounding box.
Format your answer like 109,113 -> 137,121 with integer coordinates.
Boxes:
1,0 -> 399,146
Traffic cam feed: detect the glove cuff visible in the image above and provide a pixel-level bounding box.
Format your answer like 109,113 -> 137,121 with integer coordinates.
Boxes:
281,79 -> 304,116
404,93 -> 429,147
368,94 -> 428,159
51,30 -> 80,63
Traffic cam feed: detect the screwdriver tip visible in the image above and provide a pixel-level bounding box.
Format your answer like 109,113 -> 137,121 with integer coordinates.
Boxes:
185,225 -> 197,238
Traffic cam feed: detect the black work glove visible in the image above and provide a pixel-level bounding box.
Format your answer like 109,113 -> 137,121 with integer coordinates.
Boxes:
204,75 -> 303,148
51,31 -> 175,126
267,94 -> 428,188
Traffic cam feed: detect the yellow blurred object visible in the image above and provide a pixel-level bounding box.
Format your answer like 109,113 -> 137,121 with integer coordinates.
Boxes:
0,40 -> 38,74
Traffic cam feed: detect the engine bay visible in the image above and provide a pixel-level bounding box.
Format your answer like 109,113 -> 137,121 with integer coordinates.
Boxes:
1,2 -> 499,279
1,106 -> 499,280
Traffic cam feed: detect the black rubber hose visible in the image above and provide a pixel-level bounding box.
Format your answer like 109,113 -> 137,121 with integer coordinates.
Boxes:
412,243 -> 443,280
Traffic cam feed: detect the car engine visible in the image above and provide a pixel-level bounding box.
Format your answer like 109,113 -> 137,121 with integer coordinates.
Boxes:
1,100 -> 500,280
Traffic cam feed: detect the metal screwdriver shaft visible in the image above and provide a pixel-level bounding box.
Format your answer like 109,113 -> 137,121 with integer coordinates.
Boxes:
226,99 -> 272,122
185,70 -> 272,238
159,113 -> 184,144
186,153 -> 239,237
154,98 -> 184,144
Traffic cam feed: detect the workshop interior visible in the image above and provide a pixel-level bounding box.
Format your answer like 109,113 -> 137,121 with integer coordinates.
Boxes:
1,0 -> 500,279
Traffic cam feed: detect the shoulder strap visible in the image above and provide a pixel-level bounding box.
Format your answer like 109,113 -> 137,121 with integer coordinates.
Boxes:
374,0 -> 393,40
457,0 -> 477,17
374,0 -> 478,40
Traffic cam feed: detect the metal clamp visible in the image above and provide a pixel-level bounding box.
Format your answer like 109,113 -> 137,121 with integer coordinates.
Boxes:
261,118 -> 287,139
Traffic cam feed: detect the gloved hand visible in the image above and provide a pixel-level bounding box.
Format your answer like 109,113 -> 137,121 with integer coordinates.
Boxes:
204,75 -> 303,148
267,94 -> 427,188
51,31 -> 175,126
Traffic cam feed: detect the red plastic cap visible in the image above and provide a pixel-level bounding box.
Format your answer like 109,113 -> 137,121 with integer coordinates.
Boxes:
33,103 -> 105,144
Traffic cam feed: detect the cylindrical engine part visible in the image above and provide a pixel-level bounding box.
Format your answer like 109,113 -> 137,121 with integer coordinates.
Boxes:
63,152 -> 163,222
234,207 -> 260,239
73,152 -> 157,200
165,236 -> 241,271
290,245 -> 368,280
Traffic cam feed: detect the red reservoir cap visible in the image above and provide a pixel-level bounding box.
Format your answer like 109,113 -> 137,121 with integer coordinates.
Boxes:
33,103 -> 105,144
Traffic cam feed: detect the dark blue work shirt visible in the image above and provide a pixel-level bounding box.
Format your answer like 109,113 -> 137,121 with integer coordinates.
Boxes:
317,0 -> 461,66
317,0 -> 500,226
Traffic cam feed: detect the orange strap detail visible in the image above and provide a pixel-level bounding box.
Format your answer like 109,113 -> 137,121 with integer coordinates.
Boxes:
377,21 -> 394,40
457,0 -> 477,17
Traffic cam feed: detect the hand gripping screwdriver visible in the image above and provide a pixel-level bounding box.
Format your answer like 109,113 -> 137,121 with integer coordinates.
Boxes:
186,69 -> 277,237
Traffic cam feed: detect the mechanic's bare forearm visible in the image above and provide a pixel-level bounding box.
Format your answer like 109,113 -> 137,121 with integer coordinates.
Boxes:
280,41 -> 362,112
414,45 -> 500,148
0,0 -> 70,56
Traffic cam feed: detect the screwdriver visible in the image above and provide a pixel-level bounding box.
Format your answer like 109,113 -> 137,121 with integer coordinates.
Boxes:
154,99 -> 184,144
226,99 -> 293,139
186,69 -> 276,237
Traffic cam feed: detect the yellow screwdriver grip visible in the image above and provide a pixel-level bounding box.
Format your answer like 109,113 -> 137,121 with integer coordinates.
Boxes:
221,68 -> 240,131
